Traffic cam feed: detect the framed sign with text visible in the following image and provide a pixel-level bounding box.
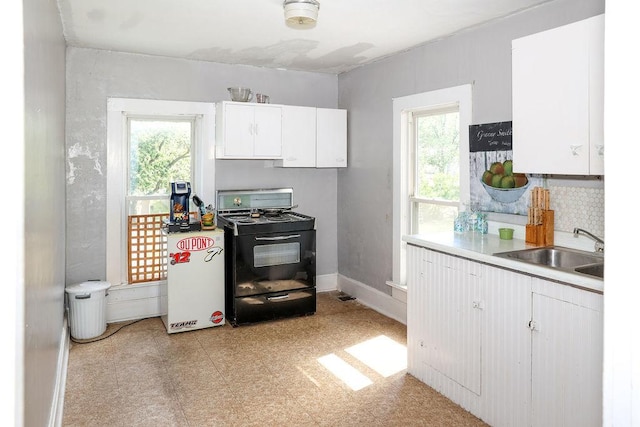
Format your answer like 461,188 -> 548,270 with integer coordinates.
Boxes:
468,121 -> 541,215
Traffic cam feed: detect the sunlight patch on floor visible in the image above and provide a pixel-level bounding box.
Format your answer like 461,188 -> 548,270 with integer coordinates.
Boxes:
317,353 -> 373,391
317,335 -> 407,390
345,335 -> 407,377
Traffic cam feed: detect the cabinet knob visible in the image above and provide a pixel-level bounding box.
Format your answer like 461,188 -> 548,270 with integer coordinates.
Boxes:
569,145 -> 583,156
595,144 -> 604,156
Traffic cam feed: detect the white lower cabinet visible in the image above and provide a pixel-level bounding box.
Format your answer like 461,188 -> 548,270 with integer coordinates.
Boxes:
407,245 -> 603,427
530,279 -> 603,427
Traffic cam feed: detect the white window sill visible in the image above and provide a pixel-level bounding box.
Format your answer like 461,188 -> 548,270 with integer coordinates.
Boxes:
386,280 -> 407,291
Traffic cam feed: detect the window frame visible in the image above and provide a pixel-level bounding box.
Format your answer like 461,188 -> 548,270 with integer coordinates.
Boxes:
391,85 -> 472,288
106,98 -> 216,286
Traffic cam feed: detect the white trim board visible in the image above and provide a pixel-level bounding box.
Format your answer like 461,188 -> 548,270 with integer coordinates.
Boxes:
50,319 -> 69,427
338,274 -> 407,325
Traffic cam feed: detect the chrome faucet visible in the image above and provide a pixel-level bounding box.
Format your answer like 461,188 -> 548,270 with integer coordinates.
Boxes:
573,228 -> 604,253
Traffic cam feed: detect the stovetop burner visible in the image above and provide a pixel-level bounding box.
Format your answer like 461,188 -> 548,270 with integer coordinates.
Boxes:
266,216 -> 291,222
236,218 -> 257,224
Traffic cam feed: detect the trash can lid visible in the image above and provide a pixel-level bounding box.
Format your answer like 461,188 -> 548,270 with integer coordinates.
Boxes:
65,280 -> 111,294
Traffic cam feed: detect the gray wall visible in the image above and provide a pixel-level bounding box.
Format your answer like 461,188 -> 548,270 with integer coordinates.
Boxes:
23,0 -> 67,425
65,48 -> 339,284
336,0 -> 605,293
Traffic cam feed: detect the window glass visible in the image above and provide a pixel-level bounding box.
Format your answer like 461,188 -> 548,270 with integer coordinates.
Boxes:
415,112 -> 460,201
411,109 -> 460,234
127,119 -> 193,215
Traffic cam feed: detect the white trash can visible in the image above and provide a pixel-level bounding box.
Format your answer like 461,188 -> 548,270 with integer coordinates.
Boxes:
66,281 -> 111,340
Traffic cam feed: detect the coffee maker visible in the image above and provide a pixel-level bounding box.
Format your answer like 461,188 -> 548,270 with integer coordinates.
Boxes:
166,181 -> 200,232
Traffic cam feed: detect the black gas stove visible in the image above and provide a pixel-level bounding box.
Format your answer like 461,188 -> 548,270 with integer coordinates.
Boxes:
216,188 -> 316,326
217,211 -> 315,235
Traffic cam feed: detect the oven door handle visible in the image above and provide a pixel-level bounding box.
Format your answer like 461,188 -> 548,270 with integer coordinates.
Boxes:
267,294 -> 290,301
255,234 -> 300,241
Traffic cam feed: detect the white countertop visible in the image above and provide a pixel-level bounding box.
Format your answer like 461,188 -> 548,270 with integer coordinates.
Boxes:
403,231 -> 604,293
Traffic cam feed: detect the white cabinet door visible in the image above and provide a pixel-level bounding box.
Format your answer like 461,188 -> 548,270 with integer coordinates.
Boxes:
223,103 -> 255,157
531,280 -> 603,427
216,102 -> 282,159
422,250 -> 482,396
512,15 -> 604,175
588,14 -> 605,175
406,244 -> 427,382
481,265 -> 532,427
279,105 -> 316,167
253,105 -> 282,157
316,108 -> 347,168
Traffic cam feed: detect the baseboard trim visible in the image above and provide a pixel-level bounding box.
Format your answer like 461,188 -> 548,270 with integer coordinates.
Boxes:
316,273 -> 338,292
105,274 -> 403,323
106,281 -> 167,323
337,274 -> 407,325
50,317 -> 69,427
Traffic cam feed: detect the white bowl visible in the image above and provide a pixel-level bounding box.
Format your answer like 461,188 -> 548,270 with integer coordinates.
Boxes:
481,179 -> 530,204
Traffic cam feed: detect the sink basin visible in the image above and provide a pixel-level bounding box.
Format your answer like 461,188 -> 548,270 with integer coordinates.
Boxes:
493,246 -> 604,279
574,263 -> 604,279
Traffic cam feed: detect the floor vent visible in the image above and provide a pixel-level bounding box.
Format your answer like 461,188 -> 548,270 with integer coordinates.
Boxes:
338,293 -> 356,301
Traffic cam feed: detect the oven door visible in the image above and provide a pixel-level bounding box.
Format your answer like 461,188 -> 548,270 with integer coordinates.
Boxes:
233,229 -> 316,297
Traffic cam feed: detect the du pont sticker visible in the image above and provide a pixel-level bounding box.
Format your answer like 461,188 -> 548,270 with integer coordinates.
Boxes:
176,236 -> 215,251
170,320 -> 198,330
210,311 -> 224,324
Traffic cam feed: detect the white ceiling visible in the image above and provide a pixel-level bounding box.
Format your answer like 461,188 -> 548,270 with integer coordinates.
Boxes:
58,0 -> 553,74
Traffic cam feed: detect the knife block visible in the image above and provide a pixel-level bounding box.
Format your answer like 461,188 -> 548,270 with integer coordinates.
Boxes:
526,210 -> 554,245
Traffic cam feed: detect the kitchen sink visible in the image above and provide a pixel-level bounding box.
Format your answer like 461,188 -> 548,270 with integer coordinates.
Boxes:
574,263 -> 604,279
493,246 -> 604,279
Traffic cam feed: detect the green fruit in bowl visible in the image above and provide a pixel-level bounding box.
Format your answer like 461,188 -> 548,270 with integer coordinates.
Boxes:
491,173 -> 503,188
481,170 -> 494,185
501,175 -> 515,188
489,161 -> 504,175
503,160 -> 513,176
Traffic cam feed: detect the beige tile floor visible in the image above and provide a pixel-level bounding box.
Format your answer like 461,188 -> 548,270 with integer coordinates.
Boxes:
63,291 -> 487,426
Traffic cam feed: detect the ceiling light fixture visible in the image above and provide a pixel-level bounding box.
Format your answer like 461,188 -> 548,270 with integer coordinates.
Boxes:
283,0 -> 320,29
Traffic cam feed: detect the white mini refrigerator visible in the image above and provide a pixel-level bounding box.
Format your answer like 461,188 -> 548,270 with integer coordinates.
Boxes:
162,228 -> 226,333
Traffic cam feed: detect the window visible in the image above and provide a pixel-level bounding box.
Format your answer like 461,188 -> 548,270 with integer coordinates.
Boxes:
409,108 -> 461,235
391,85 -> 472,287
106,99 -> 215,286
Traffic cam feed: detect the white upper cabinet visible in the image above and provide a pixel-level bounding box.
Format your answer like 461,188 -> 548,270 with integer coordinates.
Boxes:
316,108 -> 347,168
512,14 -> 604,175
278,105 -> 317,167
276,105 -> 347,168
215,101 -> 282,159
